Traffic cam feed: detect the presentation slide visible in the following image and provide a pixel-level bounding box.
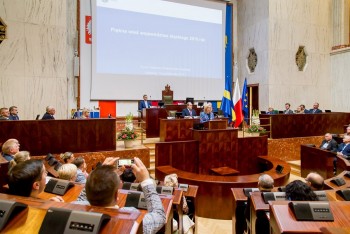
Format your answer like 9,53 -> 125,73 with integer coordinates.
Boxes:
91,0 -> 226,100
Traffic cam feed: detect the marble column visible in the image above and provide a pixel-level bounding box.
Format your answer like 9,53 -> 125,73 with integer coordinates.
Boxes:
332,0 -> 350,47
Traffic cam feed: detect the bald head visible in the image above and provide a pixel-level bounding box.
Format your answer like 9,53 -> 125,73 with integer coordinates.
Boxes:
258,174 -> 274,191
305,172 -> 324,190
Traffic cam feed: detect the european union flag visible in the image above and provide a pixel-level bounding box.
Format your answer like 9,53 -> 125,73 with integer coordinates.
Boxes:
220,4 -> 234,122
242,78 -> 249,123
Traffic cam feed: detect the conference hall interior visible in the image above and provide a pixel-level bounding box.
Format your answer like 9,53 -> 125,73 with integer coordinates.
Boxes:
1,0 -> 350,233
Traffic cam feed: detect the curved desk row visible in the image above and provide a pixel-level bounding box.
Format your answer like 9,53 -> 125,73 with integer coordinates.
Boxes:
156,156 -> 290,219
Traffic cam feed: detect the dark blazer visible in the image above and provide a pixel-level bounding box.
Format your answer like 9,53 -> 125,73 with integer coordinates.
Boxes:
319,139 -> 338,152
182,108 -> 196,117
338,143 -> 350,157
139,100 -> 151,110
9,114 -> 19,120
309,109 -> 322,114
283,109 -> 294,114
42,112 -> 55,120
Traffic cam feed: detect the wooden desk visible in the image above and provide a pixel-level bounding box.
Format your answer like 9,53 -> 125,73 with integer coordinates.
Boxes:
259,112 -> 350,139
0,193 -> 141,234
118,189 -> 174,234
301,144 -> 337,179
269,201 -> 350,234
231,188 -> 249,234
38,182 -> 85,202
203,119 -> 228,130
324,170 -> 350,190
211,166 -> 239,176
159,118 -> 198,142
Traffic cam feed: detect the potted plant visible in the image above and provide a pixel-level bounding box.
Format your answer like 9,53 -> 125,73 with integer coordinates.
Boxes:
125,112 -> 133,130
117,127 -> 138,148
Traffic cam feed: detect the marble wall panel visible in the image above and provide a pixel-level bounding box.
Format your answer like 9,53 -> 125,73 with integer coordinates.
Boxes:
24,0 -> 65,27
0,0 -> 26,22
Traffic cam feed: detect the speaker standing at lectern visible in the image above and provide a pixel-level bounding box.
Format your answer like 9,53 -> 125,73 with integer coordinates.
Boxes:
139,94 -> 152,110
182,102 -> 196,118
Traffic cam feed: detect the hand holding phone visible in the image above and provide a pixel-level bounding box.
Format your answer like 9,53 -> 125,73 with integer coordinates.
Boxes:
118,159 -> 134,167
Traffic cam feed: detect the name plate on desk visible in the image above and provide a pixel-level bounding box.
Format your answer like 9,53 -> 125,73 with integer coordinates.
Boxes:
243,188 -> 259,197
262,192 -> 287,204
39,207 -> 111,234
0,200 -> 27,231
179,184 -> 189,192
125,191 -> 147,210
44,179 -> 74,195
156,186 -> 174,195
288,202 -> 334,221
330,177 -> 346,186
122,182 -> 141,191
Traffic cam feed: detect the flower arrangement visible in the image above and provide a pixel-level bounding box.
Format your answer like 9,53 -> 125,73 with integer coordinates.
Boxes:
117,127 -> 138,141
246,124 -> 266,133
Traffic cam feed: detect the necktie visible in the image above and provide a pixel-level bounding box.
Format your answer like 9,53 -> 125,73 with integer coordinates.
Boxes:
189,109 -> 192,116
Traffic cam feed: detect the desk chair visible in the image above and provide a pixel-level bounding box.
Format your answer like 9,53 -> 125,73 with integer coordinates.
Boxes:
162,84 -> 173,105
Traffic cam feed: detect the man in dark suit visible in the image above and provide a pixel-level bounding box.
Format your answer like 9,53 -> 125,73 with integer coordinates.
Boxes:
309,102 -> 322,113
337,135 -> 350,159
139,94 -> 152,110
182,102 -> 196,118
319,133 -> 338,152
0,107 -> 10,120
283,103 -> 293,114
9,106 -> 19,120
42,106 -> 55,120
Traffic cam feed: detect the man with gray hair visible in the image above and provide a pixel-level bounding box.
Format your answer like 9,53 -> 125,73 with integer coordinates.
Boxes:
42,106 -> 55,120
305,172 -> 324,190
2,139 -> 20,161
319,133 -> 338,152
258,174 -> 274,192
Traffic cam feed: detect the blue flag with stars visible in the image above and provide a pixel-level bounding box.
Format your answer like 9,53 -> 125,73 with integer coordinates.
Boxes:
242,78 -> 249,123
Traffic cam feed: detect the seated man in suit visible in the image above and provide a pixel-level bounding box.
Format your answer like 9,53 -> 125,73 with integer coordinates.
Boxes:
344,126 -> 350,136
337,135 -> 350,159
0,107 -> 10,120
266,107 -> 275,114
42,106 -> 55,119
309,102 -> 322,113
283,103 -> 293,114
2,138 -> 20,162
299,104 -> 308,113
8,159 -> 63,202
139,94 -> 151,110
305,172 -> 324,190
9,106 -> 19,120
182,102 -> 196,118
319,133 -> 338,152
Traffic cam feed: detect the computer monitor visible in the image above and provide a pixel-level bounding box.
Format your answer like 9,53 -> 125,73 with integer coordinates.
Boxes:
198,102 -> 204,107
185,97 -> 194,104
158,101 -> 164,108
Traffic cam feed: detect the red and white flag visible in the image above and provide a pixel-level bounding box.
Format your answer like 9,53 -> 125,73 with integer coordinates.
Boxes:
232,78 -> 243,128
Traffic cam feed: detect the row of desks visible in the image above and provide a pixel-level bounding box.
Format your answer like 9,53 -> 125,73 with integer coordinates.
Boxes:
232,187 -> 350,234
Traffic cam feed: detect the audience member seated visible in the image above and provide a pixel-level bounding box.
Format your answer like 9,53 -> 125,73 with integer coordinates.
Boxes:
0,107 -> 10,120
120,168 -> 136,183
299,104 -> 308,113
8,151 -> 30,172
283,103 -> 293,114
337,135 -> 350,159
80,108 -> 90,119
305,172 -> 324,190
285,180 -> 318,201
72,157 -> 88,183
60,152 -> 75,164
266,107 -> 275,114
319,133 -> 338,152
182,102 -> 197,118
42,105 -> 56,120
309,102 -> 322,114
344,126 -> 350,136
58,163 -> 78,182
2,138 -> 20,162
9,106 -> 19,120
200,104 -> 214,123
8,159 -> 63,202
77,157 -> 166,234
139,94 -> 152,110
294,106 -> 303,114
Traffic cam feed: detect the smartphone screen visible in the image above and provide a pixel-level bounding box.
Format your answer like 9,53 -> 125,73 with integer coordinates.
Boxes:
118,159 -> 134,167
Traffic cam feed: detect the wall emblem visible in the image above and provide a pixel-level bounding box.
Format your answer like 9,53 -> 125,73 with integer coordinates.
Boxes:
295,46 -> 307,71
247,48 -> 257,73
0,17 -> 6,44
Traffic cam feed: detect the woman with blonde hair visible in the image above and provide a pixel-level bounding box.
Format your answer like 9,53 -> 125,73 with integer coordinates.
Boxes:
8,151 -> 30,171
199,104 -> 215,123
58,163 -> 78,182
60,152 -> 75,164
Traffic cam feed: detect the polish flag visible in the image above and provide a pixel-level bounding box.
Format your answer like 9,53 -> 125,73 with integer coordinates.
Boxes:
233,79 -> 243,128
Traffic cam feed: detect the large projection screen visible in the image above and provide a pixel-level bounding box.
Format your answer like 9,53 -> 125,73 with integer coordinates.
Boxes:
91,0 -> 226,100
